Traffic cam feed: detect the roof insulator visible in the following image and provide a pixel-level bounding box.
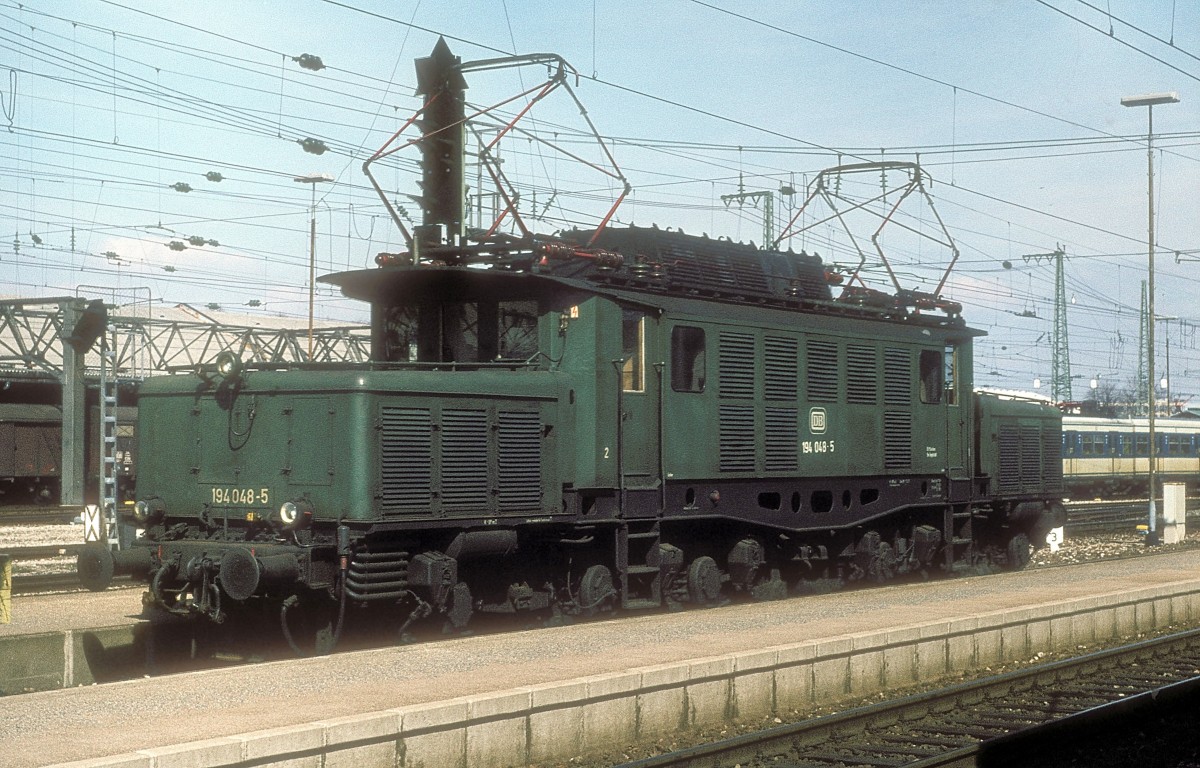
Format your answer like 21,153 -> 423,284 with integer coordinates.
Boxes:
187,236 -> 206,246
298,137 -> 328,155
205,171 -> 224,182
293,54 -> 325,71
167,240 -> 187,251
171,182 -> 193,193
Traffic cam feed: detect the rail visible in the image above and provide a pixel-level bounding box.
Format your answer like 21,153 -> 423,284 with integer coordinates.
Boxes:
6,569 -> 130,595
0,544 -> 127,594
619,627 -> 1200,767
1065,497 -> 1200,535
0,506 -> 82,525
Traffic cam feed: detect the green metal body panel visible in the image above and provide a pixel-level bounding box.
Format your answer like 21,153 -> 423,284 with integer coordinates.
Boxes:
133,261 -> 1002,538
586,290 -> 980,489
975,391 -> 1064,499
136,368 -> 570,524
554,299 -> 614,490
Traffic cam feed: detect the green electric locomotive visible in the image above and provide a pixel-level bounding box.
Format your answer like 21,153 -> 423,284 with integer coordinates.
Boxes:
78,40 -> 1064,650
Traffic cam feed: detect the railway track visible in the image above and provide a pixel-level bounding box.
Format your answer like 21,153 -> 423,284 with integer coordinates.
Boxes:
1064,497 -> 1200,535
0,544 -> 132,594
620,627 -> 1200,768
8,571 -> 77,594
8,570 -> 132,595
0,505 -> 82,525
3,543 -> 85,560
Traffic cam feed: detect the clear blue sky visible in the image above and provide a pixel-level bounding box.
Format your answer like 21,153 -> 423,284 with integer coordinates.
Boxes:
2,1 -> 1198,404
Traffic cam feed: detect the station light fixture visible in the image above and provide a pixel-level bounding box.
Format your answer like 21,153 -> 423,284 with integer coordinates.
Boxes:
294,173 -> 334,360
1121,90 -> 1179,546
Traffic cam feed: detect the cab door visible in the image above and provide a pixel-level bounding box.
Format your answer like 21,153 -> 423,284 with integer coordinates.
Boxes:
616,308 -> 662,516
919,343 -> 969,501
943,341 -> 971,501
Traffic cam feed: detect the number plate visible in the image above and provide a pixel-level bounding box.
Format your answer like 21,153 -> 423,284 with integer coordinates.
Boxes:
210,487 -> 270,506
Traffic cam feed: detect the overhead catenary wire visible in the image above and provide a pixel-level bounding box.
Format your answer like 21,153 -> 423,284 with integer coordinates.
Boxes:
1,1 -> 1196,399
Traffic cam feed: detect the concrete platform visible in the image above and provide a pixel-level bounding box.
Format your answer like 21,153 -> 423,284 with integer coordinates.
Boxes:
0,588 -> 183,694
1,550 -> 1197,767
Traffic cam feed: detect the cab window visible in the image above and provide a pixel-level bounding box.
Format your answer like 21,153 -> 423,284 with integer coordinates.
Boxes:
622,310 -> 645,392
671,326 -> 706,393
943,344 -> 958,405
919,349 -> 943,404
383,299 -> 538,363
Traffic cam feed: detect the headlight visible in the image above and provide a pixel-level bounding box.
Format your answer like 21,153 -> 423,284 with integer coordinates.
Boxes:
278,499 -> 313,528
133,498 -> 164,523
215,350 -> 243,379
278,501 -> 299,525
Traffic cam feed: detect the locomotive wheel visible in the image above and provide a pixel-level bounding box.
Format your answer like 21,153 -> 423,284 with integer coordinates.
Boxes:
687,556 -> 722,606
1006,533 -> 1032,571
578,564 -> 615,616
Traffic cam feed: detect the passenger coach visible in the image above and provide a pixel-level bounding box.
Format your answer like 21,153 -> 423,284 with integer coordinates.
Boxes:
1062,415 -> 1200,497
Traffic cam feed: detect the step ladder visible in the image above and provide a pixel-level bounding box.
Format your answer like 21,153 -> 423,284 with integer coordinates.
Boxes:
99,333 -> 119,550
945,504 -> 975,572
616,519 -> 662,610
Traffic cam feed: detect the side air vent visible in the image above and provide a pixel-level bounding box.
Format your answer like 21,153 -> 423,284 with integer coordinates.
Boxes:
718,332 -> 755,399
1043,426 -> 1063,492
883,348 -> 911,405
806,339 -> 838,402
380,407 -> 432,512
764,407 -> 798,472
883,411 -> 912,470
846,345 -> 878,405
1020,425 -> 1041,493
719,404 -> 755,472
442,409 -> 488,507
764,336 -> 798,400
998,424 -> 1020,494
498,411 -> 541,510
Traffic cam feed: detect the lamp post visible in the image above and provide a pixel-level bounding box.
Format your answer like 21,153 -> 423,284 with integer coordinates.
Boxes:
294,173 -> 334,359
1121,91 -> 1179,546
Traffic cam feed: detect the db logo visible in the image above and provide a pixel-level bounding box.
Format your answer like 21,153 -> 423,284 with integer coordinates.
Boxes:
809,407 -> 827,434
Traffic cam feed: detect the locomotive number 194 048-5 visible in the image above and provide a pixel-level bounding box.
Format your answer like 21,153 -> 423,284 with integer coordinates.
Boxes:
210,487 -> 270,506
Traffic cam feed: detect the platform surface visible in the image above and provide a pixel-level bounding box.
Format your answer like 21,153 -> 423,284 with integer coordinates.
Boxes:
1,550 -> 1198,767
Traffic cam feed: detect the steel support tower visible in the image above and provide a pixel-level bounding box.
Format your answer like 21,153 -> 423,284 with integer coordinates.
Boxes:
1050,246 -> 1072,402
